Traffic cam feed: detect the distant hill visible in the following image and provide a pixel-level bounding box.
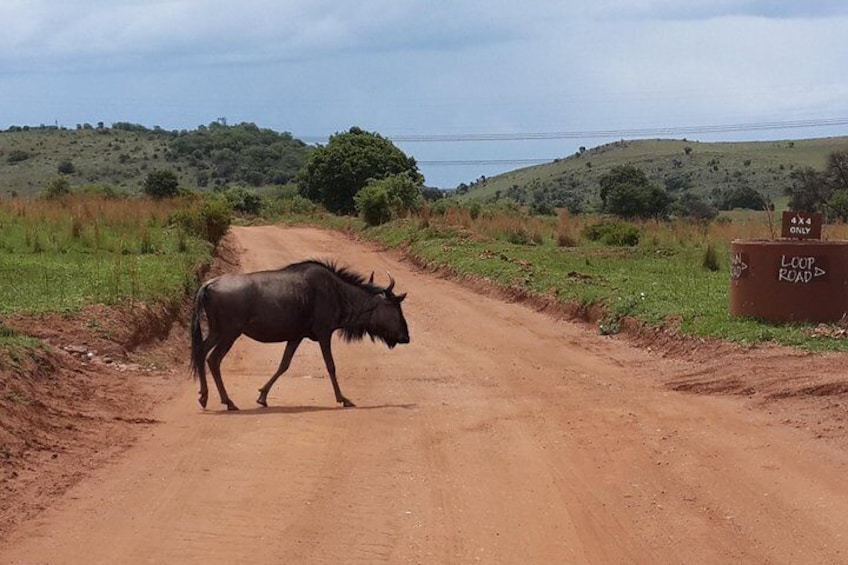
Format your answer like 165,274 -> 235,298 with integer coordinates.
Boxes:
458,136 -> 848,211
0,122 -> 311,197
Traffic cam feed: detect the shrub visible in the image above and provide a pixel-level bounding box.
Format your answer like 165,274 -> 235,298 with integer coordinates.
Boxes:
467,201 -> 482,220
354,184 -> 392,226
223,186 -> 263,215
143,169 -> 180,199
57,160 -> 76,174
583,220 -> 640,246
44,176 -> 71,199
702,243 -> 720,271
557,231 -> 577,247
431,199 -> 450,216
7,150 -> 30,164
170,197 -> 232,245
78,183 -> 128,199
354,173 -> 423,224
283,194 -> 318,215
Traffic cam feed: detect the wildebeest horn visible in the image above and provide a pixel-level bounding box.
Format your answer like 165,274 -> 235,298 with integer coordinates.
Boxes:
386,272 -> 395,293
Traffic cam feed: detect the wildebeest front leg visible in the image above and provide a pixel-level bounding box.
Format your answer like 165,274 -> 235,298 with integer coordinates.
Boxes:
319,338 -> 355,407
257,338 -> 302,407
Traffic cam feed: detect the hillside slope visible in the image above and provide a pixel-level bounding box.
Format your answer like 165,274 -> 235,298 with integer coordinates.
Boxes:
0,123 -> 311,197
461,136 -> 848,209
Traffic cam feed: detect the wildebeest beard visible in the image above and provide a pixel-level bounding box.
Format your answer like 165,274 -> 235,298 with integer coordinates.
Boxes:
339,301 -> 394,347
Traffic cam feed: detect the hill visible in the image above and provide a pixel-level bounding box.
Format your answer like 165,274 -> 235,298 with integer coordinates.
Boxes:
459,136 -> 848,211
0,122 -> 311,197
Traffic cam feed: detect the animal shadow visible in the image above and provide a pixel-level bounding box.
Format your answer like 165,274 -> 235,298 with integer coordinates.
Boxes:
202,403 -> 417,416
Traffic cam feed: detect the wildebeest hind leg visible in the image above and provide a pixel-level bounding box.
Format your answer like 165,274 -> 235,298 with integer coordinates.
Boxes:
207,333 -> 239,411
197,333 -> 219,409
319,338 -> 355,408
257,338 -> 302,407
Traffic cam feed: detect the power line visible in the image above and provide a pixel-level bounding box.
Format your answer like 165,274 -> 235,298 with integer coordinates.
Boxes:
418,159 -> 552,167
298,116 -> 848,144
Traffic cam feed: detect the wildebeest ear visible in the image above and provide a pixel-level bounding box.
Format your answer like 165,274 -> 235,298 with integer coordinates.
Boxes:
395,293 -> 407,303
368,271 -> 375,285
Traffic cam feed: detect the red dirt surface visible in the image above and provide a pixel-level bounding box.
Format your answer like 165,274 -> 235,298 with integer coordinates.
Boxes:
2,225 -> 848,564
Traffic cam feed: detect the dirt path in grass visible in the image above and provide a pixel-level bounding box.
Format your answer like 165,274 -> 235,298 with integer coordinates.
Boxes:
4,224 -> 848,564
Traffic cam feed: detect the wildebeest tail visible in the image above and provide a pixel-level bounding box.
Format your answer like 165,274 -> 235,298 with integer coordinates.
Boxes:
190,283 -> 208,381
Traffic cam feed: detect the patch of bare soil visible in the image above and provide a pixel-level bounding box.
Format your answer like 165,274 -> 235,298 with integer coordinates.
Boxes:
0,234 -> 240,539
5,226 -> 848,564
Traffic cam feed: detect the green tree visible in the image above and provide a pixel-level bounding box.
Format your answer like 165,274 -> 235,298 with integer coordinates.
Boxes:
827,189 -> 848,222
786,167 -> 830,212
673,192 -> 718,221
716,183 -> 767,211
143,169 -> 180,199
599,165 -> 671,219
297,127 -> 422,214
826,150 -> 848,191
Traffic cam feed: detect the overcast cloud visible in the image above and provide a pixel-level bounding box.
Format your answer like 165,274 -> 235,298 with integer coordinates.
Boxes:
2,1 -> 847,187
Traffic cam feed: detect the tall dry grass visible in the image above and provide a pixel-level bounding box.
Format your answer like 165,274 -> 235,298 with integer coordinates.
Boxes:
0,194 -> 189,253
0,194 -> 209,314
416,204 -> 848,251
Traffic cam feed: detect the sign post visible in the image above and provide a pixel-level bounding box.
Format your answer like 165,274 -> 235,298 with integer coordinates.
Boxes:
781,211 -> 822,240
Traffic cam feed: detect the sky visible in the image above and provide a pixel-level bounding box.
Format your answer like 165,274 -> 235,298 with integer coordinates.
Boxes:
2,0 -> 848,188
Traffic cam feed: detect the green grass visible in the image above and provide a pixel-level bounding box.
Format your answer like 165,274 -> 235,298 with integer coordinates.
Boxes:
0,251 -> 203,314
0,195 -> 212,316
345,214 -> 848,352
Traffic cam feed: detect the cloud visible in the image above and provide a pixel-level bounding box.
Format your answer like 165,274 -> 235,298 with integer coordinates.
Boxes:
0,0 -> 522,72
2,1 -> 848,187
585,0 -> 848,20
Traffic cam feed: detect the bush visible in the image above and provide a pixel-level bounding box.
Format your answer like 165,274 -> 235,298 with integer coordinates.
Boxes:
78,183 -> 128,199
7,150 -> 30,164
354,184 -> 392,226
170,197 -> 232,245
44,176 -> 71,199
431,199 -> 450,216
57,160 -> 76,174
222,186 -> 263,215
143,169 -> 180,199
827,189 -> 848,222
702,244 -> 720,271
583,220 -> 640,246
282,194 -> 318,215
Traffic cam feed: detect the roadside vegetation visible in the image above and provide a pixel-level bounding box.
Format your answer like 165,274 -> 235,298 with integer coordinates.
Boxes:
0,193 -> 226,352
3,121 -> 848,356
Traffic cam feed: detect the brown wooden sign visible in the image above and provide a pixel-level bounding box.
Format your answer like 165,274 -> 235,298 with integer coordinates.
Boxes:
781,211 -> 822,239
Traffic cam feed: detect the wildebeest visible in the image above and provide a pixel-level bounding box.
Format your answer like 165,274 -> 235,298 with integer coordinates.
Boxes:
190,259 -> 410,410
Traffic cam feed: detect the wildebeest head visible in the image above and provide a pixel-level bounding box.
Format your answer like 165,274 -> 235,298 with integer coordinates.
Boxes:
345,272 -> 410,348
370,275 -> 409,348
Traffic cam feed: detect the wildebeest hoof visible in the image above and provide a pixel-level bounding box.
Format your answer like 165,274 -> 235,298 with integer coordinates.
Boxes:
256,397 -> 268,407
225,401 -> 239,411
341,398 -> 356,408
198,394 -> 208,409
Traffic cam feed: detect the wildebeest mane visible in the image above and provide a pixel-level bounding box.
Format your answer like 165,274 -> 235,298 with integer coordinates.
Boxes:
282,259 -> 383,294
281,259 -> 387,344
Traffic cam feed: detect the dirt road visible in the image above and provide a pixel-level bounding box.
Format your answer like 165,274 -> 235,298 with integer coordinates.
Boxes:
4,225 -> 848,564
